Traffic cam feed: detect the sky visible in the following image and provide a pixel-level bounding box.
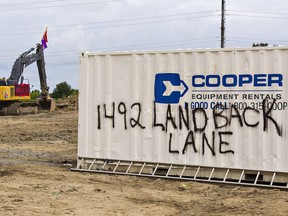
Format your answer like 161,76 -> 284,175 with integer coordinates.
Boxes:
0,0 -> 288,92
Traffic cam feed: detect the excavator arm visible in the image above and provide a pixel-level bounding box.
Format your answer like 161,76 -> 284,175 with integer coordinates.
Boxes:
7,43 -> 50,100
36,43 -> 49,100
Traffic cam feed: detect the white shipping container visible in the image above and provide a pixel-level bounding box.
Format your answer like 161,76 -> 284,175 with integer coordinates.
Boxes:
78,47 -> 288,173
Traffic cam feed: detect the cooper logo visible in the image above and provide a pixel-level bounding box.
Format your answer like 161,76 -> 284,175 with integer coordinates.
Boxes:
192,74 -> 283,87
154,73 -> 188,104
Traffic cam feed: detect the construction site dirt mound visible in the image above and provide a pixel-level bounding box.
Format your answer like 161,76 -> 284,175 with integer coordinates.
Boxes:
0,112 -> 287,215
55,95 -> 78,111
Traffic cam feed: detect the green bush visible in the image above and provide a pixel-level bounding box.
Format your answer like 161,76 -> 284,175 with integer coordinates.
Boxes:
51,81 -> 78,99
30,89 -> 41,100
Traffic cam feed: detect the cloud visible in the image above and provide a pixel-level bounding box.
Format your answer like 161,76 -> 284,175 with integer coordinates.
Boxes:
0,0 -> 288,91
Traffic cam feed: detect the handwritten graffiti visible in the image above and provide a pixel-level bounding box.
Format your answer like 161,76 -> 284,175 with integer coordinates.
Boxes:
153,99 -> 281,136
97,102 -> 145,130
177,131 -> 234,156
96,98 -> 282,156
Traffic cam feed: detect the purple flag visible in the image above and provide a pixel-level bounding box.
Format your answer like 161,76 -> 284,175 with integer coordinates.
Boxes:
43,27 -> 48,43
41,38 -> 47,49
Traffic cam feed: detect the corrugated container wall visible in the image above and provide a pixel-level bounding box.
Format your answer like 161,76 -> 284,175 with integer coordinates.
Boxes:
78,48 -> 288,172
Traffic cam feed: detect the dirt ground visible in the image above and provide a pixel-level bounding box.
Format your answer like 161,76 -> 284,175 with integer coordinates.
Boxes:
0,111 -> 287,216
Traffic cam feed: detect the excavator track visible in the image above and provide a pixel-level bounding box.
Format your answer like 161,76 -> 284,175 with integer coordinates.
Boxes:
4,102 -> 39,115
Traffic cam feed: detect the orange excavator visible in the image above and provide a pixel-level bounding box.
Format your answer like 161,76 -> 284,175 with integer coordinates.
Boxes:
0,43 -> 55,115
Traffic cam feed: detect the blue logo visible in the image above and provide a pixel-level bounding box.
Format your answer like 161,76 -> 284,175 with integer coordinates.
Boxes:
154,73 -> 189,104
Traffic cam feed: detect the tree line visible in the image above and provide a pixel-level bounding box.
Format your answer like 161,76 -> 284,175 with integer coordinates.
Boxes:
30,81 -> 78,100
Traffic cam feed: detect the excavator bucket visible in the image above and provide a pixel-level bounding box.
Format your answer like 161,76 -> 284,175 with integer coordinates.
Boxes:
37,98 -> 56,112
